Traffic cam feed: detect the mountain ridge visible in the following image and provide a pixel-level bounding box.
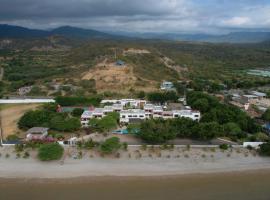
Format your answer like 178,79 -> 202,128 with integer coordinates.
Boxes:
1,24 -> 270,43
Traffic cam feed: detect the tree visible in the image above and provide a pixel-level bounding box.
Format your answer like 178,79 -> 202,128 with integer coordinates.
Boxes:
259,142 -> 270,156
170,118 -> 197,138
262,109 -> 270,121
192,98 -> 209,113
139,119 -> 177,144
192,122 -> 223,140
38,143 -> 64,161
137,91 -> 146,99
100,137 -> 121,154
50,115 -> 81,132
18,110 -> 52,129
89,114 -> 118,133
255,132 -> 269,142
55,96 -> 101,106
71,108 -> 84,117
223,122 -> 242,138
98,116 -> 118,132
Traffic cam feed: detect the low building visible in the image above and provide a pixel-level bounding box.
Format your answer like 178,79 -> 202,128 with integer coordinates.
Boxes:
250,91 -> 267,99
160,81 -> 174,90
101,99 -> 146,108
81,108 -> 108,127
120,109 -> 146,123
112,103 -> 124,112
144,104 -> 163,118
26,127 -> 49,141
116,60 -> 125,66
242,95 -> 259,102
172,110 -> 201,121
18,86 -> 32,96
120,108 -> 201,123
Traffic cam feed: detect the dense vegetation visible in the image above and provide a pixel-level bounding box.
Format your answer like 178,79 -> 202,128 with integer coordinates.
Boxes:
1,38 -> 270,97
147,91 -> 179,104
38,143 -> 64,161
187,91 -> 261,134
18,104 -> 81,132
136,92 -> 262,144
100,137 -> 121,154
259,142 -> 270,156
55,96 -> 101,106
88,112 -> 119,133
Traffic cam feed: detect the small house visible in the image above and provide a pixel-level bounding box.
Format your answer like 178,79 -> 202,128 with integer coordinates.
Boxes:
160,81 -> 174,90
26,127 -> 49,141
116,60 -> 125,66
250,91 -> 267,99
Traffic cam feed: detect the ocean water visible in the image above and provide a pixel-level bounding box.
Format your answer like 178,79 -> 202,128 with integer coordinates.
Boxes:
0,171 -> 270,200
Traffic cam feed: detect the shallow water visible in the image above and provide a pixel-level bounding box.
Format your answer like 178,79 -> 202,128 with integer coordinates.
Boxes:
0,171 -> 270,200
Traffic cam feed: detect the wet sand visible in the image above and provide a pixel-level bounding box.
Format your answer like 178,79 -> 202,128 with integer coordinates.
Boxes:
0,170 -> 270,200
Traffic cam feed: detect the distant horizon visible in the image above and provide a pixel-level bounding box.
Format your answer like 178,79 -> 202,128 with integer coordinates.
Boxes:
0,1 -> 270,34
1,23 -> 270,36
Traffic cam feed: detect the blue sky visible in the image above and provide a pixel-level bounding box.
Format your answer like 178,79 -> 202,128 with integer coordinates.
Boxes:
0,0 -> 270,34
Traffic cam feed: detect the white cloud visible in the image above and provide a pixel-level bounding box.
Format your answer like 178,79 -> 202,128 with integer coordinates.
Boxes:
221,17 -> 251,27
0,0 -> 270,33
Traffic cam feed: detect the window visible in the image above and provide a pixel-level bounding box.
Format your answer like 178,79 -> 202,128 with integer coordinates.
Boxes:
122,115 -> 126,118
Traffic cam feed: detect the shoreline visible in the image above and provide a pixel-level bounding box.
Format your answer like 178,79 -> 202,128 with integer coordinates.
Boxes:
1,168 -> 270,184
1,146 -> 270,180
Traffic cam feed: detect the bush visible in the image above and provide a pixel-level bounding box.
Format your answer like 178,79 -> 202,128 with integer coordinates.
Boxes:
38,143 -> 64,161
15,144 -> 24,152
100,137 -> 121,154
23,151 -> 30,159
219,144 -> 229,150
122,142 -> 128,151
139,119 -> 177,144
6,134 -> 19,141
55,96 -> 101,106
259,142 -> 270,156
89,114 -> 118,133
71,108 -> 84,117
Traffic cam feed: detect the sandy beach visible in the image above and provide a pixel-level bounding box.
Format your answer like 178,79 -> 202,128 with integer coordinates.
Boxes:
0,146 -> 270,179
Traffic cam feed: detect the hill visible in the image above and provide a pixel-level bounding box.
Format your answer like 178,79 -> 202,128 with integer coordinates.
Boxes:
0,24 -> 49,38
1,38 -> 270,98
114,31 -> 270,43
1,24 -> 270,43
0,24 -> 122,40
51,26 -> 122,39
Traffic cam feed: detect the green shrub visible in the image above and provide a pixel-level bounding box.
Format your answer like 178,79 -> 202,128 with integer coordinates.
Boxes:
122,142 -> 128,151
219,144 -> 229,150
23,152 -> 30,159
38,143 -> 64,161
100,137 -> 121,154
15,144 -> 24,152
259,142 -> 270,156
71,108 -> 84,117
6,134 -> 19,141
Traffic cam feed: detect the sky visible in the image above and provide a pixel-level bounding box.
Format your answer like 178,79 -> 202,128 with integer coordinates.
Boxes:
0,0 -> 270,34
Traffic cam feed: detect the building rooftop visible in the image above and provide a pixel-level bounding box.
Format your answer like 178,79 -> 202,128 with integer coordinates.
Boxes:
120,109 -> 145,114
81,110 -> 93,117
26,127 -> 49,135
251,91 -> 267,97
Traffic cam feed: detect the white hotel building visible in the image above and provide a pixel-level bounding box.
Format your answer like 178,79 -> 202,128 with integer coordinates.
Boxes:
81,101 -> 200,126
